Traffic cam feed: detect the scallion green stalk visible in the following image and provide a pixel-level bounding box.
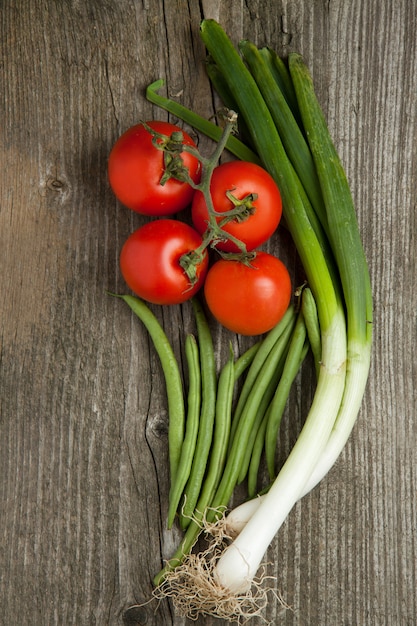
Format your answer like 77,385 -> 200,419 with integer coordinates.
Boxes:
287,53 -> 373,495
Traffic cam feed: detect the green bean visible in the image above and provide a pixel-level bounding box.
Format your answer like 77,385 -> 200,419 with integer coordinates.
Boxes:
265,311 -> 308,479
207,316 -> 296,520
247,407 -> 269,497
197,343 -> 235,503
236,368 -> 282,485
233,340 -> 261,380
111,294 -> 185,485
179,298 -> 217,528
229,305 -> 295,447
167,334 -> 201,529
237,332 -> 292,485
248,334 -> 310,496
153,344 -> 235,586
301,287 -> 322,379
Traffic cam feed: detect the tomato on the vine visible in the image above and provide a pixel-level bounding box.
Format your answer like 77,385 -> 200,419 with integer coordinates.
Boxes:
119,219 -> 208,305
191,160 -> 282,253
108,121 -> 201,216
203,251 -> 292,335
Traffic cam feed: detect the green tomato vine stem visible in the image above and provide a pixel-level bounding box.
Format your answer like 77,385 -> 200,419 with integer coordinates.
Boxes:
144,112 -> 257,286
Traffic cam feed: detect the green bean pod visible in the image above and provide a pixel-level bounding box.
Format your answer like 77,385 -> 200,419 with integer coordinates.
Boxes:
236,323 -> 295,484
198,343 -> 236,502
236,369 -> 282,486
301,287 -> 322,379
153,344 -> 235,586
112,294 -> 185,486
229,305 -> 296,447
179,298 -> 217,527
247,410 -> 269,497
207,315 -> 297,520
233,340 -> 262,380
264,311 -> 308,478
246,336 -> 310,495
167,334 -> 201,528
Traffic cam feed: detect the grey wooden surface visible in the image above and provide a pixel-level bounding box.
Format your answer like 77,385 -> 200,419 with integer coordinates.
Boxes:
1,1 -> 416,624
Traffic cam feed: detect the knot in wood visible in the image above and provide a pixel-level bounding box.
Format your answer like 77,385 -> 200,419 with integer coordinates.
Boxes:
46,176 -> 66,192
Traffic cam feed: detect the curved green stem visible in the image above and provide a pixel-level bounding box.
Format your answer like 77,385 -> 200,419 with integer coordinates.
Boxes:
146,78 -> 261,164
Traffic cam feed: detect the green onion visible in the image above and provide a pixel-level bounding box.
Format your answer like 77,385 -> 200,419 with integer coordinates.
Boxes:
196,21 -> 370,598
288,53 -> 373,496
257,46 -> 301,120
239,40 -> 326,223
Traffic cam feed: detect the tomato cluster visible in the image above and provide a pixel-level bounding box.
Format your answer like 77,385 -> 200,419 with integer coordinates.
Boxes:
108,121 -> 292,335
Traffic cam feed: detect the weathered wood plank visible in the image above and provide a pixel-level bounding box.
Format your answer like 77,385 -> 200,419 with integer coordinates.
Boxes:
1,0 -> 416,625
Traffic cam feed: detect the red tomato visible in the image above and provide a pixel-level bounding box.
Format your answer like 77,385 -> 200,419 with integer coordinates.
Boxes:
203,251 -> 292,335
191,160 -> 282,252
120,219 -> 208,305
108,121 -> 201,215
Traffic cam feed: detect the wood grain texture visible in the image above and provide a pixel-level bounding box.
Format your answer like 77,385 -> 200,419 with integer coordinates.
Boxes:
1,0 -> 416,624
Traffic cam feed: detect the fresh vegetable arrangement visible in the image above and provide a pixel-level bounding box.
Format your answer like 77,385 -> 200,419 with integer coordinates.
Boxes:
108,19 -> 372,624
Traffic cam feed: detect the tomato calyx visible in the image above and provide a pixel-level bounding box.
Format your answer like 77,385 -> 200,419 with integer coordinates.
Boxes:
179,219 -> 251,276
179,230 -> 256,287
217,190 -> 258,224
141,121 -> 200,187
160,150 -> 196,186
179,249 -> 208,289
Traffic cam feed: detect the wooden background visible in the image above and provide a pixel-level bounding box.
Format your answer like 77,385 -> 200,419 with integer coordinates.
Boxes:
1,0 -> 416,624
